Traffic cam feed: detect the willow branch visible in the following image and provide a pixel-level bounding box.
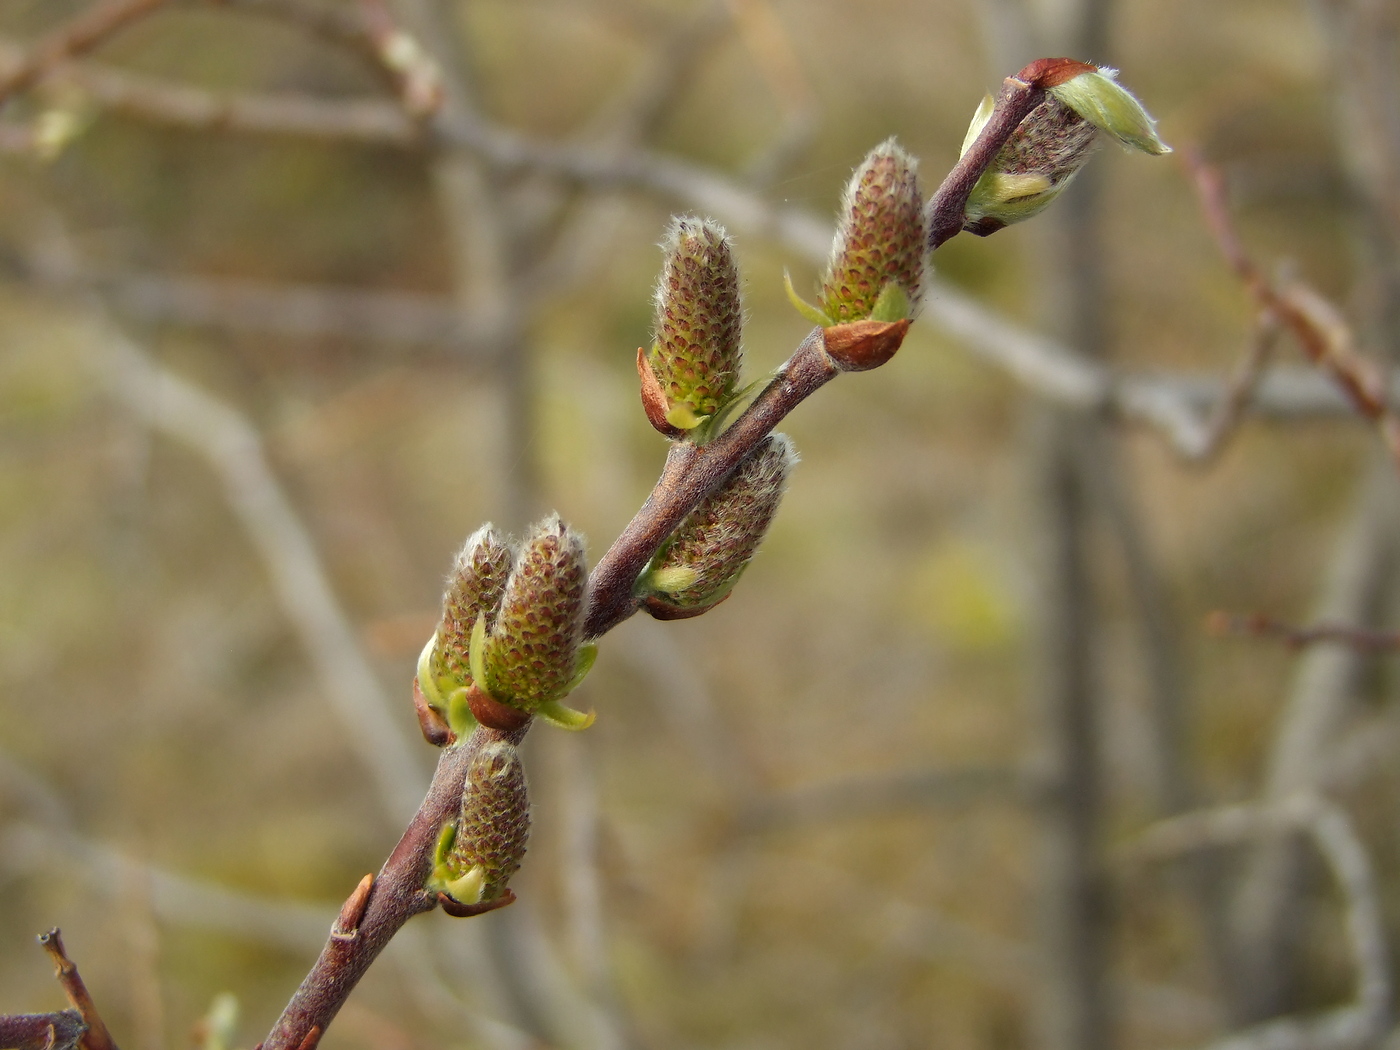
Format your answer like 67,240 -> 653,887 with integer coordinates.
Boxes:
925,72 -> 1043,249
259,724 -> 526,1050
39,930 -> 119,1050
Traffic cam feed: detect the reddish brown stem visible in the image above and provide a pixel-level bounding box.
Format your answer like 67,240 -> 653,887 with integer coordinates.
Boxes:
1187,150 -> 1400,468
924,66 -> 1051,251
587,76 -> 1055,638
0,0 -> 170,105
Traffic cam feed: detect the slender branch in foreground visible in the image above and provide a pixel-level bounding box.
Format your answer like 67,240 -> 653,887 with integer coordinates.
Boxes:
0,928 -> 118,1050
925,71 -> 1043,249
1206,611 -> 1400,653
0,0 -> 169,105
260,724 -> 526,1050
261,75 -> 1049,1044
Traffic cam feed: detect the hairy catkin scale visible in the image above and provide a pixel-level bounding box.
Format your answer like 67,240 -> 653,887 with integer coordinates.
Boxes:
649,217 -> 743,425
650,434 -> 797,608
432,525 -> 514,689
445,741 -> 530,900
819,139 -> 926,323
993,96 -> 1098,185
485,516 -> 588,711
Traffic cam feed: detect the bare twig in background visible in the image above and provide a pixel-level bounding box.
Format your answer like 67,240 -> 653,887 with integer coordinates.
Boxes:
1229,456 -> 1400,1019
0,0 -> 169,104
1190,153 -> 1400,470
1190,310 -> 1283,463
1207,611 -> 1400,652
772,853 -> 1218,1040
94,323 -> 428,823
43,60 -> 420,145
1123,794 -> 1390,1050
734,765 -> 1031,835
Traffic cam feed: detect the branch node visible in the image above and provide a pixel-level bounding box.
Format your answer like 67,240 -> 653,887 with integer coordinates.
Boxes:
331,874 -> 375,940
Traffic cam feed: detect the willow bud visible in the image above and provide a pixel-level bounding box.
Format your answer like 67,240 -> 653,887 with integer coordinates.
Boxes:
641,434 -> 797,617
431,741 -> 529,914
1046,63 -> 1170,157
416,526 -> 514,743
961,61 -> 1168,235
476,516 -> 596,730
789,139 -> 924,328
644,218 -> 744,435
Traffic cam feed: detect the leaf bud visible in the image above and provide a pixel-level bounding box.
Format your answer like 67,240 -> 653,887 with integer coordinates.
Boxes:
961,62 -> 1168,235
809,138 -> 926,326
477,515 -> 596,729
640,434 -> 797,616
645,218 -> 744,435
431,740 -> 529,913
1045,63 -> 1171,157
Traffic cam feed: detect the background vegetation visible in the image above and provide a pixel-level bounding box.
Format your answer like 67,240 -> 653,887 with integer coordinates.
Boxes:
0,1 -> 1393,1048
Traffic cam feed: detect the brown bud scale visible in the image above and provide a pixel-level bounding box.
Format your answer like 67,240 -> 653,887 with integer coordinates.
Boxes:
822,318 -> 911,372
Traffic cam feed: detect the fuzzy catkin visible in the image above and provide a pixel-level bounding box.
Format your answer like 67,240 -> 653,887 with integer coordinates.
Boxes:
820,139 -> 926,323
433,525 -> 514,689
485,516 -> 588,710
650,217 -> 743,422
445,741 -> 529,900
652,434 -> 797,607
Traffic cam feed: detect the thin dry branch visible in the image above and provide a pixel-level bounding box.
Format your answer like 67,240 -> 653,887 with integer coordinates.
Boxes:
1190,309 -> 1282,462
1123,794 -> 1391,1050
7,47 -> 1389,458
55,61 -> 419,145
1207,611 -> 1400,653
734,766 -> 1032,835
0,0 -> 169,105
1190,152 -> 1400,470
